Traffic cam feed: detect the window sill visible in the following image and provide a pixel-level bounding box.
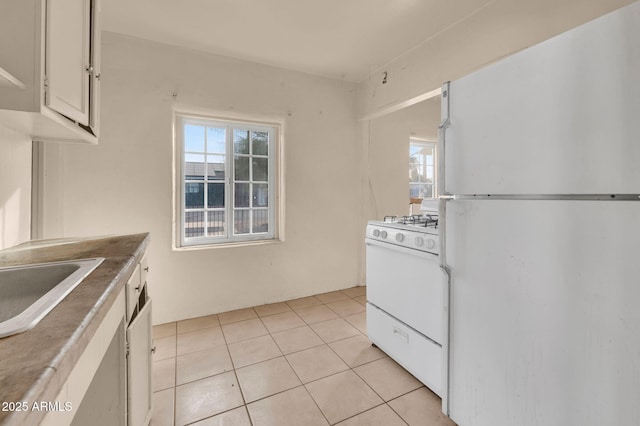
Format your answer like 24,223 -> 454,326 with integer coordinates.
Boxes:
173,238 -> 283,252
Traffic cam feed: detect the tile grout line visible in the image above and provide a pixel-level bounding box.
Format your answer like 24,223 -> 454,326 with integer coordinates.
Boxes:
330,402 -> 406,426
219,307 -> 256,426
227,336 -> 255,426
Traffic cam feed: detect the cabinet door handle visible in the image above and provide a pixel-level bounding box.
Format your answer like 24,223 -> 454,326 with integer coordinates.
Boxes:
144,266 -> 149,272
151,346 -> 156,355
85,66 -> 94,74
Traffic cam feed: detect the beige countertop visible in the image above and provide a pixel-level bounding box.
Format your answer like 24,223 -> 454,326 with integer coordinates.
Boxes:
0,233 -> 149,425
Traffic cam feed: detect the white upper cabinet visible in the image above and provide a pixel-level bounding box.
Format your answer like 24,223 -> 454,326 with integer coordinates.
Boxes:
46,0 -> 91,125
0,0 -> 100,144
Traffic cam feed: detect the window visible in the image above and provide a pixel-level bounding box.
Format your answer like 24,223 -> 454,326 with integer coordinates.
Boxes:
409,139 -> 437,199
175,114 -> 278,247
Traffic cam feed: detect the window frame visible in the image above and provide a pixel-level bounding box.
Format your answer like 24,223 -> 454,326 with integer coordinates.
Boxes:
174,112 -> 280,248
409,138 -> 438,200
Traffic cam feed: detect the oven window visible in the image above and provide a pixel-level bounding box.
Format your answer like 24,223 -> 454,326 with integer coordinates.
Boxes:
409,139 -> 437,199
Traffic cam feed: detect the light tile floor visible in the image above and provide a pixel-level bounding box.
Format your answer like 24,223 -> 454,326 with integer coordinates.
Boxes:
150,287 -> 457,426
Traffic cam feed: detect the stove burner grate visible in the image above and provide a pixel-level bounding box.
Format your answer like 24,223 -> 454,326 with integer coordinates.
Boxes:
383,214 -> 438,228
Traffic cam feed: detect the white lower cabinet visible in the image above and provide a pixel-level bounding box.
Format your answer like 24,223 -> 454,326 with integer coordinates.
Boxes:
125,254 -> 153,426
43,288 -> 127,426
71,315 -> 127,426
42,256 -> 153,425
127,299 -> 152,426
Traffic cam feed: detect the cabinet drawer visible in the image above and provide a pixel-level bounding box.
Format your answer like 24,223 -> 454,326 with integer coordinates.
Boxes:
125,263 -> 141,322
366,303 -> 443,396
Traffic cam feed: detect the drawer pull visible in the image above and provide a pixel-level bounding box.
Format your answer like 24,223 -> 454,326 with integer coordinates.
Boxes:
393,327 -> 409,343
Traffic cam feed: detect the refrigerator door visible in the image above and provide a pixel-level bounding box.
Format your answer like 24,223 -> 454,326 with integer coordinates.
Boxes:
446,200 -> 640,426
444,2 -> 640,195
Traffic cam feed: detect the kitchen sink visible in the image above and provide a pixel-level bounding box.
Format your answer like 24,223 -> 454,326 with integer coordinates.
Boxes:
0,258 -> 105,338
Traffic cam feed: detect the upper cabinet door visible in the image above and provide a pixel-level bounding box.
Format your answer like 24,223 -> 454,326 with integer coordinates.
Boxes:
89,0 -> 101,135
46,0 -> 91,126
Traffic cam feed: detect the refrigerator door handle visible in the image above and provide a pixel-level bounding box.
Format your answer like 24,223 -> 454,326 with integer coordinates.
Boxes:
438,81 -> 453,268
438,81 -> 451,200
437,81 -> 453,417
438,81 -> 453,269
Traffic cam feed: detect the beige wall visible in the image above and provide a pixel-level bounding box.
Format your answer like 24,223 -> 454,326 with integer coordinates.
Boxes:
41,32 -> 361,324
0,124 -> 31,250
357,0 -> 634,119
362,98 -> 440,222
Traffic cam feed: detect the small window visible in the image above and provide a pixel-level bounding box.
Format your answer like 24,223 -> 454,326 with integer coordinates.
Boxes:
409,139 -> 437,199
175,114 -> 279,247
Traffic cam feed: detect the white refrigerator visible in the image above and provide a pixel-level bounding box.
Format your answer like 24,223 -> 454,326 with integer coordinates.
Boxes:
439,2 -> 640,425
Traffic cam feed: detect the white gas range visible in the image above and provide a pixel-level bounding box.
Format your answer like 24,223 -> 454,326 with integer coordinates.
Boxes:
365,213 -> 447,398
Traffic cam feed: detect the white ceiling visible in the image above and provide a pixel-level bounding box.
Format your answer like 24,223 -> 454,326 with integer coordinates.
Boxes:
102,0 -> 634,83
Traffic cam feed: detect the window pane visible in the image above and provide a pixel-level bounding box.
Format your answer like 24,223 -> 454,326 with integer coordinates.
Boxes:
252,131 -> 268,155
409,156 -> 419,182
235,183 -> 250,207
185,211 -> 204,238
252,209 -> 269,233
410,183 -> 421,198
422,183 -> 434,198
252,158 -> 268,182
185,124 -> 205,152
234,210 -> 250,234
253,183 -> 268,207
409,141 -> 437,199
207,210 -> 225,236
185,154 -> 205,180
207,155 -> 225,181
207,127 -> 226,154
185,183 -> 204,208
409,145 -> 422,156
234,130 -> 249,154
235,156 -> 250,181
426,154 -> 434,166
207,183 -> 225,208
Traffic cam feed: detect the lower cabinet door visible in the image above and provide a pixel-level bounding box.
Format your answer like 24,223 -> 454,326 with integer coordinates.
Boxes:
127,299 -> 152,426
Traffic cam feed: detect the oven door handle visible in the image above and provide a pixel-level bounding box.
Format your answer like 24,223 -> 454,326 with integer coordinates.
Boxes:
365,238 -> 439,262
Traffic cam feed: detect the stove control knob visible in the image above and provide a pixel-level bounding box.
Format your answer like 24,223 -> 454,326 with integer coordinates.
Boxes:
372,229 -> 380,237
395,233 -> 405,242
426,238 -> 436,249
380,231 -> 388,239
415,237 -> 424,247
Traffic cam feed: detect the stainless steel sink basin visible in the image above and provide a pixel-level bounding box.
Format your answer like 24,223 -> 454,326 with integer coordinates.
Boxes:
0,258 -> 104,338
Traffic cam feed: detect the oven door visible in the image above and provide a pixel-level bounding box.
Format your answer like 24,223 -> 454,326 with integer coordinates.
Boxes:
365,238 -> 445,344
